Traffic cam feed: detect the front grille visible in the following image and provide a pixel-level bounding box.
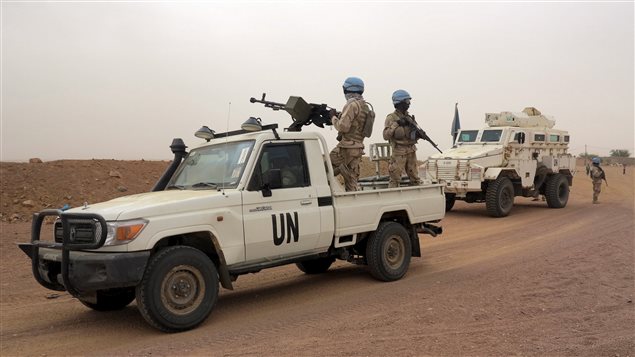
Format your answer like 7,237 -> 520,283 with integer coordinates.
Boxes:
437,166 -> 457,181
431,160 -> 469,181
54,219 -> 101,244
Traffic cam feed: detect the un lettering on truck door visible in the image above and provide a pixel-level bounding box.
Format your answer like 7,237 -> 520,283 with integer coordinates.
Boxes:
271,211 -> 299,245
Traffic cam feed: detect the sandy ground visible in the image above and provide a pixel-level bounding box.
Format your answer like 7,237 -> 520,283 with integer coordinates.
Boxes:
0,164 -> 633,356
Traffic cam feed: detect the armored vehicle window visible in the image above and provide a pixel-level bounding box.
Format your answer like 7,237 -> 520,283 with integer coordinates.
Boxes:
564,135 -> 570,142
550,134 -> 560,142
458,130 -> 478,142
168,140 -> 254,190
534,134 -> 545,142
250,142 -> 310,190
481,130 -> 503,142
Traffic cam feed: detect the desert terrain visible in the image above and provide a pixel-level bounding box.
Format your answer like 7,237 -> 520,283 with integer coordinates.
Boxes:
0,160 -> 633,356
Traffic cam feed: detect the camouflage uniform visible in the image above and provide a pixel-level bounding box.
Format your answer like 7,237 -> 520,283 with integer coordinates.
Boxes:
330,93 -> 369,191
383,110 -> 421,188
590,165 -> 604,203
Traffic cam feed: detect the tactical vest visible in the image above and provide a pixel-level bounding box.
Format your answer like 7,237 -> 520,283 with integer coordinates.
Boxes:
340,99 -> 369,146
388,112 -> 417,146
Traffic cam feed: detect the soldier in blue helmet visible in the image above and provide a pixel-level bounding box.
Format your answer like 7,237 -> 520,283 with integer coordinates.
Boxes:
329,77 -> 374,191
382,89 -> 422,188
589,157 -> 606,203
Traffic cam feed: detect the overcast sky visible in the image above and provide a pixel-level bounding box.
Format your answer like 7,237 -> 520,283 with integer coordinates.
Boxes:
1,1 -> 633,161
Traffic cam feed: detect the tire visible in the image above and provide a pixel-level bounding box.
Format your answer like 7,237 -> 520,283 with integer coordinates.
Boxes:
445,193 -> 456,212
79,288 -> 135,311
545,174 -> 569,208
366,222 -> 412,282
296,257 -> 335,274
485,176 -> 514,217
135,246 -> 219,332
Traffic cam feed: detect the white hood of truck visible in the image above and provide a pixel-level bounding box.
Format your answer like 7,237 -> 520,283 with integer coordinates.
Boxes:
66,190 -> 234,221
430,144 -> 503,160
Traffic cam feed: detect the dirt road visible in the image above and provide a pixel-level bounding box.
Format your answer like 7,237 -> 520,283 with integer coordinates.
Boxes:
1,165 -> 633,356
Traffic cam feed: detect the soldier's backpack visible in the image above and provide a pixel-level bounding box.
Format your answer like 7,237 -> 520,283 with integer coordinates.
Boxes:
361,101 -> 376,138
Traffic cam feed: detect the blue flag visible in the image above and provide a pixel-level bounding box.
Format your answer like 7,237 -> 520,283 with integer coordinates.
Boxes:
451,102 -> 461,143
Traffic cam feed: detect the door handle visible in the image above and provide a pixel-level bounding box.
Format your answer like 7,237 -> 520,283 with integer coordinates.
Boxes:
300,200 -> 312,206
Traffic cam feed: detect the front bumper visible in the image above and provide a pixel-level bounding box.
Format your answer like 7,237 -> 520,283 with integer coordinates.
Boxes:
442,180 -> 482,195
20,209 -> 149,297
18,244 -> 149,292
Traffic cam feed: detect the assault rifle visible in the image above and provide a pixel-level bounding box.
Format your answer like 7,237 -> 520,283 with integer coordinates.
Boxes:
403,115 -> 443,153
600,167 -> 608,186
250,93 -> 339,132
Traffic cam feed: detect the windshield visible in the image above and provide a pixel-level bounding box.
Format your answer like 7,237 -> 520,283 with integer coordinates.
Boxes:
457,130 -> 478,143
481,129 -> 503,142
167,140 -> 254,190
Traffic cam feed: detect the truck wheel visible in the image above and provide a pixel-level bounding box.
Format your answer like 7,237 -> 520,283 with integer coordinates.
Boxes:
79,288 -> 135,311
296,257 -> 335,274
486,176 -> 514,217
136,246 -> 218,332
366,222 -> 412,282
445,193 -> 456,212
545,174 -> 569,208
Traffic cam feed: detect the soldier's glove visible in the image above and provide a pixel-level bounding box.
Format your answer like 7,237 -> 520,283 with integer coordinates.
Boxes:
329,108 -> 338,119
336,133 -> 342,141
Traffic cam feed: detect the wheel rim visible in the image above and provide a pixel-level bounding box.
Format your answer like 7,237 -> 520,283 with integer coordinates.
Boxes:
161,265 -> 206,315
384,235 -> 405,269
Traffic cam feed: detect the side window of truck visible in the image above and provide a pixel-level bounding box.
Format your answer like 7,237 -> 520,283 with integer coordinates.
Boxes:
249,143 -> 310,190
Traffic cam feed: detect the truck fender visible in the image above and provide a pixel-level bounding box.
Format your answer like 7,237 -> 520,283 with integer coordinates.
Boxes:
483,168 -> 518,181
146,225 -> 234,290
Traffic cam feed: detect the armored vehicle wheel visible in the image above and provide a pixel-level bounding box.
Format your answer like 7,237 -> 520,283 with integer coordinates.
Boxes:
445,193 -> 456,212
296,257 -> 335,274
366,222 -> 412,282
79,288 -> 135,311
545,173 -> 569,208
486,176 -> 514,217
136,246 -> 218,332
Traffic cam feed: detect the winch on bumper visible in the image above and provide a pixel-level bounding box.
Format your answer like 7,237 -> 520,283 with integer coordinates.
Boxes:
18,209 -> 150,297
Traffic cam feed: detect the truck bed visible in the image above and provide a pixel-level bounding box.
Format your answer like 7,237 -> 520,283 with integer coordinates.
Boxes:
332,184 -> 445,237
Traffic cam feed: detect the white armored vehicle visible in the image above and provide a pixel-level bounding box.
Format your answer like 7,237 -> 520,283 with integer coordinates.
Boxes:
422,107 -> 575,217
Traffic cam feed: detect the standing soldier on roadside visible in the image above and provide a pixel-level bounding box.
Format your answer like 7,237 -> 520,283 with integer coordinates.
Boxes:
330,77 -> 374,191
383,90 -> 422,188
589,157 -> 606,204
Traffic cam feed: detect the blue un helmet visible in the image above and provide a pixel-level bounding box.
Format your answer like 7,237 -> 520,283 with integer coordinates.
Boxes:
592,157 -> 601,164
392,89 -> 412,105
342,77 -> 364,94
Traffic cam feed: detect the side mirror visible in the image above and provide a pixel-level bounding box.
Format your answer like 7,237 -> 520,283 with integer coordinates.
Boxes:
262,169 -> 282,197
516,132 -> 526,144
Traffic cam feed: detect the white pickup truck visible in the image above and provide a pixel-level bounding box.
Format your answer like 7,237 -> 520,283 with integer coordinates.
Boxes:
20,123 -> 445,332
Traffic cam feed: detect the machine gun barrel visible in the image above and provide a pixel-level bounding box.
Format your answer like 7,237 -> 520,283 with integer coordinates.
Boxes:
249,93 -> 286,111
403,115 -> 443,153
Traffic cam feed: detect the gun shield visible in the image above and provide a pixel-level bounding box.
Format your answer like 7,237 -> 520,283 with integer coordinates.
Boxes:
285,97 -> 312,122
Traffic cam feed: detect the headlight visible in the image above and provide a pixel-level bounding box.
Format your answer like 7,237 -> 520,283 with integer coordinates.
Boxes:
104,219 -> 148,246
469,167 -> 482,180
